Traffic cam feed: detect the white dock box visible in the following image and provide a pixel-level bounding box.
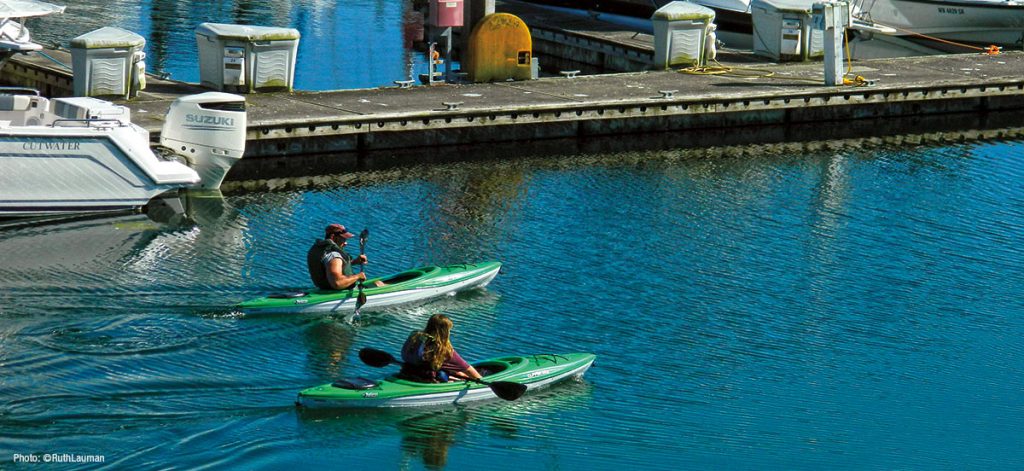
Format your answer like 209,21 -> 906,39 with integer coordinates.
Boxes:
651,1 -> 716,69
752,0 -> 824,61
195,23 -> 300,93
70,27 -> 147,99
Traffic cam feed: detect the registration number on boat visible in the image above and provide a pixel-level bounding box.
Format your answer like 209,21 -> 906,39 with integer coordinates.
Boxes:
937,7 -> 964,14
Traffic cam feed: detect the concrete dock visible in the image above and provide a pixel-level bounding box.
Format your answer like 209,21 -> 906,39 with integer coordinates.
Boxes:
3,34 -> 1024,177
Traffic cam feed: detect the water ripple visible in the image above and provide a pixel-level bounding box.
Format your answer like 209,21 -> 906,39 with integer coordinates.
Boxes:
3,138 -> 1024,468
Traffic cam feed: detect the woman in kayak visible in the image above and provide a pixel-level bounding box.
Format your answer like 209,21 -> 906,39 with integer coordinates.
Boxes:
400,314 -> 482,383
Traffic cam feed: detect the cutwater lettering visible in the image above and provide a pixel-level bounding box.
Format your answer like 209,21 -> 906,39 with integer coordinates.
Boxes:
22,141 -> 82,151
185,114 -> 234,126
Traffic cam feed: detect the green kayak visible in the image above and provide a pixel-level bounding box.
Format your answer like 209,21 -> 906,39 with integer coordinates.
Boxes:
297,353 -> 597,409
238,261 -> 501,315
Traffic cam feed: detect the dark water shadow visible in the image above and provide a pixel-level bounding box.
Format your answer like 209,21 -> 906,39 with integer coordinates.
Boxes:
223,110 -> 1024,193
294,379 -> 594,469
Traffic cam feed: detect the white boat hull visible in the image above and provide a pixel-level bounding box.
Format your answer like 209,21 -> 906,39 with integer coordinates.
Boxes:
859,0 -> 1024,46
0,129 -> 199,217
0,91 -> 247,218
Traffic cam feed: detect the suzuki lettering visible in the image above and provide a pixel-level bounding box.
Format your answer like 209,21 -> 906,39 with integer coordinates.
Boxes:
185,114 -> 234,126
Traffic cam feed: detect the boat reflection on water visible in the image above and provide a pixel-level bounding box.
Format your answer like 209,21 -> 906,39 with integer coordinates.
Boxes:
295,379 -> 594,469
0,190 -> 245,307
146,189 -> 236,227
396,382 -> 594,469
351,282 -> 503,326
302,320 -> 357,379
398,409 -> 467,470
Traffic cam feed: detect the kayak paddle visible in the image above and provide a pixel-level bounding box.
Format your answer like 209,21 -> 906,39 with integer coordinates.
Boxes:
354,228 -> 369,316
358,347 -> 527,401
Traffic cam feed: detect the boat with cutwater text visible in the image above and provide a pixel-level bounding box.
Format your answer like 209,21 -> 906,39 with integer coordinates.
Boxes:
0,1 -> 247,218
0,90 -> 246,217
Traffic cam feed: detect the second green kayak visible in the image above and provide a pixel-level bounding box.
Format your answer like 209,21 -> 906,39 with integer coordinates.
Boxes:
297,352 -> 597,409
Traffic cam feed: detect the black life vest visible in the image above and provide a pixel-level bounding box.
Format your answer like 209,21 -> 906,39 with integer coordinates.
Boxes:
306,239 -> 352,290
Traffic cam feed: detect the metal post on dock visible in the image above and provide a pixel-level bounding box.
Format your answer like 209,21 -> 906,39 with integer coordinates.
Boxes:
813,1 -> 850,86
441,27 -> 454,83
426,42 -> 439,84
426,0 -> 467,84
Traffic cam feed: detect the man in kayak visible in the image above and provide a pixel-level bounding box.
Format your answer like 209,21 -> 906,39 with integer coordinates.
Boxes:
306,223 -> 379,290
400,314 -> 482,382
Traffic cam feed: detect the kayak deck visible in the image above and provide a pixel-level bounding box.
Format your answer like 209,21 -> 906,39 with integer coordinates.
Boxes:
297,352 -> 596,409
238,261 -> 501,315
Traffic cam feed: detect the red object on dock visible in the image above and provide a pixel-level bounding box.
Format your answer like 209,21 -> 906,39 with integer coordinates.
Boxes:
429,0 -> 464,27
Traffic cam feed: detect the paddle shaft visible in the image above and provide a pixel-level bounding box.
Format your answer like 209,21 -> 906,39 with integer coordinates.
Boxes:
354,228 -> 369,315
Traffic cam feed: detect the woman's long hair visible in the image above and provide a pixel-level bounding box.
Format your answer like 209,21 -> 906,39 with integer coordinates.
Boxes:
420,314 -> 454,371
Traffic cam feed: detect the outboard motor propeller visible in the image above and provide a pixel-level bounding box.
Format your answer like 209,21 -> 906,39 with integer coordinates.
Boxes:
160,92 -> 246,190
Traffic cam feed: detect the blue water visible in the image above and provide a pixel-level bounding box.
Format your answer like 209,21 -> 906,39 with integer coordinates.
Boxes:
6,1 -> 1024,469
2,137 -> 1024,469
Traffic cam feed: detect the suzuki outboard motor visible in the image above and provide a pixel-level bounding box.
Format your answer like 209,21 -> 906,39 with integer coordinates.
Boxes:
160,92 -> 246,190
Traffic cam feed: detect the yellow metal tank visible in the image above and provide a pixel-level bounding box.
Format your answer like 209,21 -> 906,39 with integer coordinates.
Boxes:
465,13 -> 532,83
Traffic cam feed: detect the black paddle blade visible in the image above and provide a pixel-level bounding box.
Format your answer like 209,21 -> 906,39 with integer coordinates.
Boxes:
358,228 -> 369,253
359,348 -> 396,368
483,380 -> 528,401
356,280 -> 368,303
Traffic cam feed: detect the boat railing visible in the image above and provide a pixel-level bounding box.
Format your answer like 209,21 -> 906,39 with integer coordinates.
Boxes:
849,0 -> 878,22
50,118 -> 128,129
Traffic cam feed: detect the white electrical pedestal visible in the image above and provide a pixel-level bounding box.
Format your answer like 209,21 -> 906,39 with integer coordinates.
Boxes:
812,1 -> 850,86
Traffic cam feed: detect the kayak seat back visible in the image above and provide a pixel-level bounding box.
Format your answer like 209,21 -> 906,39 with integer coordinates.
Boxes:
331,377 -> 379,390
268,291 -> 308,299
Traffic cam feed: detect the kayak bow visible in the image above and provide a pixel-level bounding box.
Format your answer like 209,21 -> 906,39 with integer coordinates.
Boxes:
238,261 -> 501,315
297,352 -> 596,409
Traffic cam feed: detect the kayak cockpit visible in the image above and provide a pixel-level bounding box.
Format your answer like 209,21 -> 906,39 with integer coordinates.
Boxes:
474,356 -> 529,377
475,361 -> 512,377
378,267 -> 436,285
330,377 -> 379,390
392,358 -> 517,384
